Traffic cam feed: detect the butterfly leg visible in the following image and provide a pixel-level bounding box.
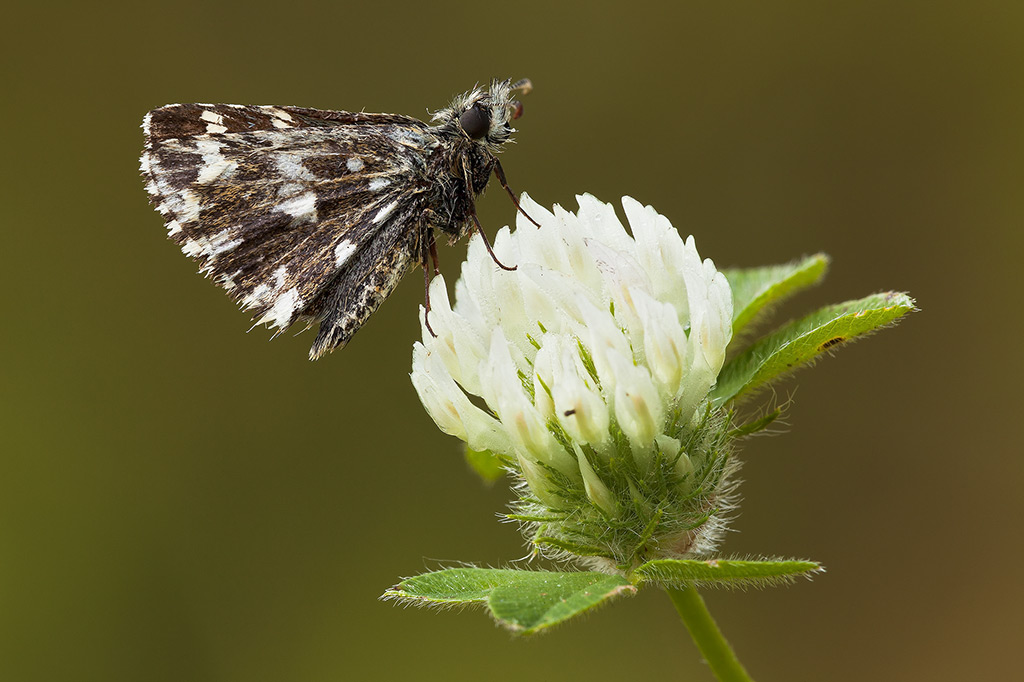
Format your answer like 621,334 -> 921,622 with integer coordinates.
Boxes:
421,226 -> 438,338
429,233 -> 441,276
461,161 -> 517,271
468,210 -> 516,272
492,158 -> 540,228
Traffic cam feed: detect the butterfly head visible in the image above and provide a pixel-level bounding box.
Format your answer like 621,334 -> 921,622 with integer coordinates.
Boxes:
433,78 -> 532,150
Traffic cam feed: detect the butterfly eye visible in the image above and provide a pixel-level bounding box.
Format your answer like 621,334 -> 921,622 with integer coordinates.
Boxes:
459,103 -> 490,139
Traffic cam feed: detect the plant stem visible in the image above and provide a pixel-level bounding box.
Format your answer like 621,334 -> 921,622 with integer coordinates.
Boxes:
665,583 -> 754,682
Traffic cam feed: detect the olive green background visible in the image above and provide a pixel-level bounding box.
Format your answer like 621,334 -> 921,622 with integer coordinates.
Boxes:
3,1 -> 1021,680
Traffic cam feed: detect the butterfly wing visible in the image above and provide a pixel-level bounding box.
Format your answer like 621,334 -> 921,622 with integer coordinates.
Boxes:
141,103 -> 437,346
306,207 -> 423,359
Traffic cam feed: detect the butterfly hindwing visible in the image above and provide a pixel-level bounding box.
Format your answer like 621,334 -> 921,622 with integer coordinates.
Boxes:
308,207 -> 423,359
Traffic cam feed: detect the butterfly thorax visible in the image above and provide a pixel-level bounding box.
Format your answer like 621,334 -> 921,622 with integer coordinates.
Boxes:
419,134 -> 495,242
424,81 -> 519,240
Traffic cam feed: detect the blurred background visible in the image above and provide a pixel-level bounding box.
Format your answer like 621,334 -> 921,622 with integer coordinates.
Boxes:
3,1 -> 1021,680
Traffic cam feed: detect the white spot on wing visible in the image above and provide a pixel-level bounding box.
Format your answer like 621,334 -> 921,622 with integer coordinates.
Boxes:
273,155 -> 315,182
266,108 -> 295,128
201,110 -> 228,134
207,229 -> 241,256
388,127 -> 433,149
276,192 -> 317,222
166,220 -> 182,235
334,241 -> 357,267
258,287 -> 302,329
197,158 -> 233,183
346,157 -> 364,172
368,177 -> 390,191
221,270 -> 241,291
244,284 -> 271,308
372,200 -> 399,224
179,190 -> 201,223
196,139 -> 238,184
243,265 -> 289,310
277,182 -> 303,199
179,228 -> 241,259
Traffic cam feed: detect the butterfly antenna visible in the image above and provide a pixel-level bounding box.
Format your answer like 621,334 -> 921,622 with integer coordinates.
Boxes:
510,78 -> 533,95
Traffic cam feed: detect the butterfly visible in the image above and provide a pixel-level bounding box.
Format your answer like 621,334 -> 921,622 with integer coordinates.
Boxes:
140,78 -> 534,359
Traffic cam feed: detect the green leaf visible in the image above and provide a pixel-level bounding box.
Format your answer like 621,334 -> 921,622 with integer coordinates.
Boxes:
465,447 -> 506,483
723,253 -> 830,336
385,568 -> 509,604
634,558 -> 823,589
713,291 -> 916,406
384,568 -> 636,634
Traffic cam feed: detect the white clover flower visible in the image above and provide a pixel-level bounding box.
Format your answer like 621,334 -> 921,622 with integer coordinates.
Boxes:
411,195 -> 736,571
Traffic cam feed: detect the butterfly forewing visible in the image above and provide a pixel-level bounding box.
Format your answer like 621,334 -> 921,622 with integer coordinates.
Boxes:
142,105 -> 436,332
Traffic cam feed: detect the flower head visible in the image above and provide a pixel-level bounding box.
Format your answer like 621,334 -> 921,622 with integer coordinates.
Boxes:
412,195 -> 736,571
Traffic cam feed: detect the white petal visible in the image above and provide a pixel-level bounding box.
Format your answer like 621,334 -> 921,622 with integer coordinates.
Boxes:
576,194 -> 634,254
551,339 -> 611,452
552,204 -> 605,291
411,344 -> 467,439
677,332 -> 716,425
420,275 -> 488,395
702,268 -> 734,373
531,341 -> 557,419
634,289 -> 689,399
411,344 -> 513,456
516,192 -> 555,233
518,266 -> 597,335
480,330 -> 578,479
516,452 -> 563,507
608,351 -> 665,454
577,298 -> 633,397
621,196 -> 659,249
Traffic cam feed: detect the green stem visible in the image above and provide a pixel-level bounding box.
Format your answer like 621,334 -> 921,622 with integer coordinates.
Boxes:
665,583 -> 754,682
